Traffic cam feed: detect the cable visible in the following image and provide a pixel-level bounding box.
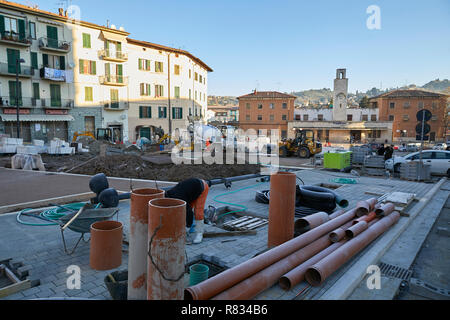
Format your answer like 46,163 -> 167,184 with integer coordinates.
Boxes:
16,203 -> 86,226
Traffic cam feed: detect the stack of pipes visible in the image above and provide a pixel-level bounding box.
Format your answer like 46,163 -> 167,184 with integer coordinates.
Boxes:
185,194 -> 400,300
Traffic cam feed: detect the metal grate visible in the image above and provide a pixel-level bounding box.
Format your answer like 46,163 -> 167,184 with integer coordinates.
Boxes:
379,262 -> 412,281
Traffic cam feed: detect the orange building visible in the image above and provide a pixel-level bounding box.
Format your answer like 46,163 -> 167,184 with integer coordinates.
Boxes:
370,89 -> 448,142
238,91 -> 296,139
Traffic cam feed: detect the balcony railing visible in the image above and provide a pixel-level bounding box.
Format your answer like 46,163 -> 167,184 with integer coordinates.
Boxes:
0,62 -> 34,77
98,49 -> 128,61
99,75 -> 129,86
42,98 -> 74,109
103,101 -> 128,110
40,67 -> 67,82
0,96 -> 74,109
0,31 -> 32,46
38,37 -> 71,52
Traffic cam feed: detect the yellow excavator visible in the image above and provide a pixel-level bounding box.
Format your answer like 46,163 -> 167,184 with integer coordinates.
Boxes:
279,129 -> 322,158
72,128 -> 114,143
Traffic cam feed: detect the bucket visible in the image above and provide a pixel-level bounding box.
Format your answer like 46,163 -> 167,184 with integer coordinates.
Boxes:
104,270 -> 128,300
90,220 -> 123,270
159,144 -> 164,151
189,263 -> 209,286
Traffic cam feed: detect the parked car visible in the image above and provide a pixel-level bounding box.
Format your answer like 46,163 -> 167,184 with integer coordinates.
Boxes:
385,150 -> 450,176
398,144 -> 407,152
432,143 -> 447,150
406,144 -> 419,152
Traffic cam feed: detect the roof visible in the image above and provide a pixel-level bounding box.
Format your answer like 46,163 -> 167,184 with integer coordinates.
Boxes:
0,0 -> 130,36
127,38 -> 213,72
371,89 -> 448,99
238,91 -> 297,100
207,105 -> 238,110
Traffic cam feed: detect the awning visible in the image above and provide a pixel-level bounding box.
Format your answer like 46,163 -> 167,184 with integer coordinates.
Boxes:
0,114 -> 75,122
101,30 -> 127,42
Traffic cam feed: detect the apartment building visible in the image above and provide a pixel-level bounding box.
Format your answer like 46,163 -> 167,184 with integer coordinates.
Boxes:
0,1 -> 211,143
238,91 -> 296,139
370,89 -> 448,142
206,105 -> 239,124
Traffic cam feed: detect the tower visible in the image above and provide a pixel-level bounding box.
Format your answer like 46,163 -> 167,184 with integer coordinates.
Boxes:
333,68 -> 348,121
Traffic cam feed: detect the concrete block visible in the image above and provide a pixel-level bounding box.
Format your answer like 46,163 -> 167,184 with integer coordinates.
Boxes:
409,278 -> 450,300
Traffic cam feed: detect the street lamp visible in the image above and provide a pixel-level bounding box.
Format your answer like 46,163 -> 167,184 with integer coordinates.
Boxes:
16,58 -> 25,139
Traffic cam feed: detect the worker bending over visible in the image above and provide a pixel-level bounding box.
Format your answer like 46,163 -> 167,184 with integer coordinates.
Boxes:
165,178 -> 209,244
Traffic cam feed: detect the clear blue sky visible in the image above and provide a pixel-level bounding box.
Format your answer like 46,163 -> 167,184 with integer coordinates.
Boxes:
23,0 -> 450,96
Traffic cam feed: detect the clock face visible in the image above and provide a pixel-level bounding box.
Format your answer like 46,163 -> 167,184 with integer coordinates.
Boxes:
337,93 -> 346,100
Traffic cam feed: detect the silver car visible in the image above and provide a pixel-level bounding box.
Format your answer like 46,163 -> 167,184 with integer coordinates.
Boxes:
385,150 -> 450,177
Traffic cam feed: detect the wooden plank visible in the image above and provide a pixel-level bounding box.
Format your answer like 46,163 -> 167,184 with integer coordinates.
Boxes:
4,267 -> 20,283
385,192 -> 416,204
233,218 -> 261,228
222,216 -> 251,227
0,279 -> 31,298
203,230 -> 257,238
247,221 -> 268,230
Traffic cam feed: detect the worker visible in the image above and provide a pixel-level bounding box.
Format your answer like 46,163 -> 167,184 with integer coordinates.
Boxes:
384,144 -> 394,161
377,143 -> 385,156
165,178 -> 209,244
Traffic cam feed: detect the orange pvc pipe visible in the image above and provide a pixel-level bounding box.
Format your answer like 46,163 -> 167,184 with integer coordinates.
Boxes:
355,197 -> 377,217
90,220 -> 123,270
295,211 -> 330,234
375,202 -> 395,217
345,221 -> 368,239
184,207 -> 354,300
305,211 -> 401,286
268,172 -> 296,248
147,198 -> 186,300
128,188 -> 165,300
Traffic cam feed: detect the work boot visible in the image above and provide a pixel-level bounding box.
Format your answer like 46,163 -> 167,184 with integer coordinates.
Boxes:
192,220 -> 204,244
185,227 -> 193,245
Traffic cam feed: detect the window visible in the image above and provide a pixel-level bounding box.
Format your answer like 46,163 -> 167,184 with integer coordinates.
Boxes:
269,103 -> 274,109
390,102 -> 395,109
46,25 -> 58,48
431,115 -> 438,121
110,89 -> 119,108
389,115 -> 394,121
43,54 -> 65,70
189,108 -> 192,116
4,17 -> 18,34
281,131 -> 287,139
85,87 -> 93,102
189,69 -> 191,78
174,64 -> 180,75
155,85 -> 164,97
362,115 -> 368,121
158,106 -> 167,118
29,22 -> 36,39
172,107 -> 183,119
295,114 -> 300,120
257,115 -> 262,121
199,75 -> 203,83
303,114 -> 309,121
246,115 -> 250,121
371,114 -> 377,121
174,86 -> 180,99
418,101 -> 424,109
258,104 -> 263,109
282,115 -> 287,121
434,152 -> 447,159
318,114 -> 324,121
140,83 -> 151,96
347,114 -> 353,121
403,102 -> 410,108
6,48 -> 20,73
195,91 -> 197,100
270,115 -> 274,121
79,59 -> 96,75
139,106 -> 151,118
82,33 -> 91,48
431,102 -> 438,109
139,59 -> 151,71
282,103 -> 287,109
246,103 -> 250,109
403,115 -> 409,121
8,81 -> 22,106
50,84 -> 61,107
32,83 -> 40,100
30,52 -> 38,69
189,89 -> 191,100
194,72 -> 198,81
155,61 -> 163,72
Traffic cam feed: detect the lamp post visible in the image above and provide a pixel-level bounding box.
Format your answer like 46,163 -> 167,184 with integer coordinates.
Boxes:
15,58 -> 25,139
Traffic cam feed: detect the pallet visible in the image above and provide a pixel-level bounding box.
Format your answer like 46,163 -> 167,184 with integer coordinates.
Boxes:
364,191 -> 418,217
0,264 -> 31,298
222,216 -> 268,231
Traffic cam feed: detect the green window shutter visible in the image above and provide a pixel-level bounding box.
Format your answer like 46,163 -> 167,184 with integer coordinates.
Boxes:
59,56 -> 65,70
164,107 -> 167,118
18,19 -> 25,40
105,63 -> 110,77
43,54 -> 49,67
9,81 -> 23,106
147,84 -> 151,96
7,49 -> 20,74
146,60 -> 150,71
79,59 -> 84,74
180,108 -> 183,119
140,83 -> 144,95
50,84 -> 61,107
148,106 -> 152,118
91,61 -> 96,75
0,15 -> 5,36
33,83 -> 40,99
139,106 -> 143,118
138,59 -> 142,70
47,25 -> 58,48
116,42 -> 122,53
117,64 -> 123,75
172,107 -> 175,119
83,33 -> 91,48
31,52 -> 38,69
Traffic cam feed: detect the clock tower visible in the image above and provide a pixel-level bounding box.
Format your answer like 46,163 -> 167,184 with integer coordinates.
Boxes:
333,68 -> 348,121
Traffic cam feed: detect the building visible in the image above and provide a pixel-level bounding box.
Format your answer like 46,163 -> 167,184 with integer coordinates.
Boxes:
369,89 -> 449,142
288,69 -> 393,143
206,105 -> 238,124
238,90 -> 296,139
0,0 -> 212,143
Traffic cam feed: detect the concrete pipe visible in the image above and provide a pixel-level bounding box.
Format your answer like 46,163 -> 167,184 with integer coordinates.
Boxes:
268,171 -> 296,248
128,188 -> 165,300
375,202 -> 395,217
355,198 -> 377,217
90,220 -> 123,271
305,211 -> 401,286
147,198 -> 186,300
294,211 -> 330,235
329,227 -> 346,243
184,207 -> 355,300
345,221 -> 368,239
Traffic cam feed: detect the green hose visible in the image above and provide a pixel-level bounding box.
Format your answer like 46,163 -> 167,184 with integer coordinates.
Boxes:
213,182 -> 266,220
16,203 -> 86,226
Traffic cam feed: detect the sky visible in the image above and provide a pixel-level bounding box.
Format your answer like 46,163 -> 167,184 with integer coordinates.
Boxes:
19,0 -> 450,96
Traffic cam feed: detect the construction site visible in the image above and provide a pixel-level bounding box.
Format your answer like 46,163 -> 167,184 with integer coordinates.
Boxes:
0,131 -> 448,305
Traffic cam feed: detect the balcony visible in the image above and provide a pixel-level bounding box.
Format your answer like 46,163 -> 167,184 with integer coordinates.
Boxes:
0,62 -> 34,78
40,67 -> 67,82
98,49 -> 128,62
38,37 -> 71,53
103,101 -> 128,111
42,98 -> 74,109
0,96 -> 36,108
99,75 -> 128,86
0,31 -> 32,46
0,96 -> 73,109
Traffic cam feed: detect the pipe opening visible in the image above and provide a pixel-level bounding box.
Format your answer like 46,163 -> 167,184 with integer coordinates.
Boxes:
375,208 -> 383,215
294,219 -> 309,230
345,229 -> 354,239
184,289 -> 195,300
305,268 -> 322,286
329,232 -> 339,242
149,198 -> 186,208
91,220 -> 122,231
132,188 -> 164,196
337,199 -> 349,208
279,277 -> 291,290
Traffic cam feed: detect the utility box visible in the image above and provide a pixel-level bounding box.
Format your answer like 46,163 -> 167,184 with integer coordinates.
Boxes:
324,151 -> 352,170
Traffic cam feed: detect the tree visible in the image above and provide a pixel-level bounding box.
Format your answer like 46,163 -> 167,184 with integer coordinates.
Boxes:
359,96 -> 370,108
